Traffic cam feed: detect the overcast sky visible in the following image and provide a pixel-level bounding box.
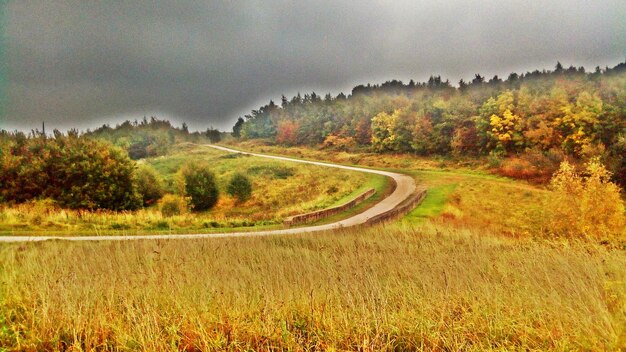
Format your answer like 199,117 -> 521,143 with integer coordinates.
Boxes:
2,1 -> 624,132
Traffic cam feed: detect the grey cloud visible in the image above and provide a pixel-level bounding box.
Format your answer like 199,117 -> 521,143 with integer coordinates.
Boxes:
3,0 -> 625,132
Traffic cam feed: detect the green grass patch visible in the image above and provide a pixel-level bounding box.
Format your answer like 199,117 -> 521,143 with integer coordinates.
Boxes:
401,183 -> 458,224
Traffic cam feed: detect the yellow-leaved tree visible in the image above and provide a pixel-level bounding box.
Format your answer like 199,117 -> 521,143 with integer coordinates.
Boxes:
548,159 -> 625,242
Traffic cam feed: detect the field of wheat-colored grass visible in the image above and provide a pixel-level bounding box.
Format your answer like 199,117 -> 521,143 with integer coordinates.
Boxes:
0,223 -> 623,351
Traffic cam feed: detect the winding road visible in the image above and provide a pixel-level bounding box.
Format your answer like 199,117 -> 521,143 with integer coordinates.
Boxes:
0,145 -> 417,242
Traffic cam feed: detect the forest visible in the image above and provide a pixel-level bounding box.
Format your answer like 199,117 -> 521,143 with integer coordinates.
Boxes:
235,62 -> 626,186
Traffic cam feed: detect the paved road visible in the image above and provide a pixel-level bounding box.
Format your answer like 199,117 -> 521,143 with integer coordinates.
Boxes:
0,145 -> 417,242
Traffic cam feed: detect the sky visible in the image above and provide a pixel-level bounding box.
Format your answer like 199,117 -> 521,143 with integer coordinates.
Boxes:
1,1 -> 624,132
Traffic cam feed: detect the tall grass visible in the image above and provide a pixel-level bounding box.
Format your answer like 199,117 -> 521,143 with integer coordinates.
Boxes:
0,223 -> 623,350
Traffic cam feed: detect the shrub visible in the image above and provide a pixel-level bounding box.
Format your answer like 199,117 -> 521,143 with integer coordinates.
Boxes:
52,137 -> 142,210
486,150 -> 504,168
227,173 -> 252,203
159,194 -> 189,217
135,164 -> 165,206
206,128 -> 221,143
495,149 -> 565,183
547,159 -> 625,242
322,135 -> 356,151
497,157 -> 537,180
179,162 -> 219,211
247,165 -> 294,179
0,132 -> 142,210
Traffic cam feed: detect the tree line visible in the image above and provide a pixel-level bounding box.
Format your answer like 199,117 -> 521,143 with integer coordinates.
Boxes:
234,61 -> 626,186
86,116 -> 224,159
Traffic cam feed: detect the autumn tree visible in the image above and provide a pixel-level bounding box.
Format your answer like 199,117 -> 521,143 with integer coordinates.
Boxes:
547,159 -> 624,241
232,60 -> 626,183
370,111 -> 397,152
275,120 -> 300,146
558,91 -> 603,155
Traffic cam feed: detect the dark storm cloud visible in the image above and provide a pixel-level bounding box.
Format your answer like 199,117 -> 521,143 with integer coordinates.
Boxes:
3,0 -> 625,132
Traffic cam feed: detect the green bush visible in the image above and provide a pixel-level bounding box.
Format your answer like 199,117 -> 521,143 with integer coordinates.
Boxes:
135,164 -> 165,206
179,162 -> 219,211
159,194 -> 189,217
227,173 -> 252,203
0,132 -> 141,210
50,136 -> 142,210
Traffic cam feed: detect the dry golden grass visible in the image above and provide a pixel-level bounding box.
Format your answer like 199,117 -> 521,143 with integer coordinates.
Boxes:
0,223 -> 624,351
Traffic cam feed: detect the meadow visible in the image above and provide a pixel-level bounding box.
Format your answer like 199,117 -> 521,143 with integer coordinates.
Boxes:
0,144 -> 383,236
0,223 -> 623,350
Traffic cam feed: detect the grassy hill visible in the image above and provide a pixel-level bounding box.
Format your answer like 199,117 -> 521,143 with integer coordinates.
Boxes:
0,143 -> 381,235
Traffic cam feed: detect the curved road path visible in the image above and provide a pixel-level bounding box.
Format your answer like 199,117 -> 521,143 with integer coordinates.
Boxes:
0,145 -> 417,242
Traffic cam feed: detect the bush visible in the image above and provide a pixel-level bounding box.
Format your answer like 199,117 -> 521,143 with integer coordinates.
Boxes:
322,134 -> 356,151
179,162 -> 219,211
0,132 -> 141,210
547,159 -> 625,242
247,165 -> 294,179
50,137 -> 142,210
206,128 -> 222,143
159,194 -> 189,217
495,149 -> 565,183
135,164 -> 165,206
227,173 -> 252,203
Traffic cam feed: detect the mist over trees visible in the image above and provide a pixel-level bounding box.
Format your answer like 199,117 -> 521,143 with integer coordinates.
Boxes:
235,62 -> 626,185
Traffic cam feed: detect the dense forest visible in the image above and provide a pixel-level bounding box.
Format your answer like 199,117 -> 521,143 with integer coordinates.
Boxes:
235,62 -> 626,185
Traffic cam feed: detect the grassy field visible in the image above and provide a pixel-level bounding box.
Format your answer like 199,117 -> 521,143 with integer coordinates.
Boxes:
0,144 -> 382,236
0,224 -> 623,350
401,170 -> 551,237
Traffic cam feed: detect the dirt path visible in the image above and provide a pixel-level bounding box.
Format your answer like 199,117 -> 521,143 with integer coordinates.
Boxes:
0,145 -> 417,242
